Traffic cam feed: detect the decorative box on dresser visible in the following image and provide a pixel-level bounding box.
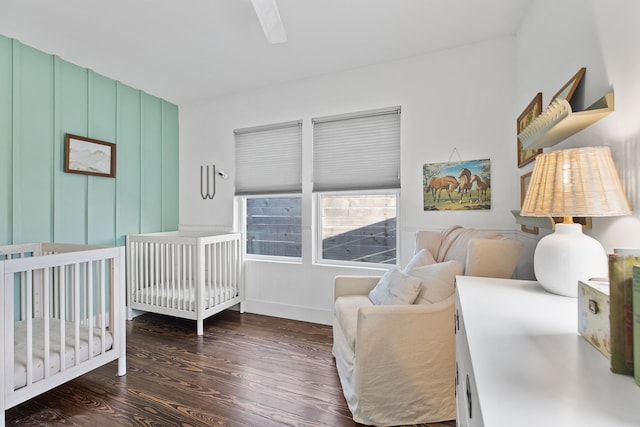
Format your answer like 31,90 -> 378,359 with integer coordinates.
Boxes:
455,275 -> 640,427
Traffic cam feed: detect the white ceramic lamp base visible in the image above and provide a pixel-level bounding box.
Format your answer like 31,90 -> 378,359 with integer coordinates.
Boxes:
533,223 -> 608,298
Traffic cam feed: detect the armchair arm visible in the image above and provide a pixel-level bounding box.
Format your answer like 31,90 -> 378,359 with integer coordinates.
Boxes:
334,275 -> 381,300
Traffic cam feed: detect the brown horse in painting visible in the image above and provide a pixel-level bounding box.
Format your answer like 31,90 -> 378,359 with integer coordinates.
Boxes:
471,174 -> 490,203
427,176 -> 459,202
458,168 -> 472,203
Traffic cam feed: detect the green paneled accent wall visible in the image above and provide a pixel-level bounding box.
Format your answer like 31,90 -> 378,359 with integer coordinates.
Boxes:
0,35 -> 179,246
115,84 -> 142,246
54,57 -> 88,244
13,42 -> 55,244
141,95 -> 163,233
0,36 -> 12,243
162,102 -> 180,230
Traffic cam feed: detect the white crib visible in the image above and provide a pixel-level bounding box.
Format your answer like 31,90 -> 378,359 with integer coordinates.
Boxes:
126,231 -> 244,335
0,243 -> 126,427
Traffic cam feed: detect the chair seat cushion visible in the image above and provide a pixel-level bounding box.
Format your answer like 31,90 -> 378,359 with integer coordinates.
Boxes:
334,295 -> 372,351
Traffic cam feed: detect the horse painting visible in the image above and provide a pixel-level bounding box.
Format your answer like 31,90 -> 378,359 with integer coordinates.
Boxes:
471,174 -> 490,202
426,176 -> 459,203
423,158 -> 491,211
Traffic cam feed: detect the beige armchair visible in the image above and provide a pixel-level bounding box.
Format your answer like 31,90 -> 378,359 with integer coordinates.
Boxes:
332,226 -> 523,426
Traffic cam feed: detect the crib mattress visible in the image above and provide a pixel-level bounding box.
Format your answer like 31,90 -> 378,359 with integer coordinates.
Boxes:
13,317 -> 113,390
133,282 -> 238,309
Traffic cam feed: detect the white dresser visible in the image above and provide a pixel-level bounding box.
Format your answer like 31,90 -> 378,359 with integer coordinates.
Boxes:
455,276 -> 640,427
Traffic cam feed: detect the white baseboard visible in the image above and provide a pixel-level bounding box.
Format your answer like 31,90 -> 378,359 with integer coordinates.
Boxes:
243,299 -> 333,326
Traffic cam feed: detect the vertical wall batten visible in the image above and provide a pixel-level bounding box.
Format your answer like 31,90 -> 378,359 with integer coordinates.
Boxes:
11,40 -> 21,244
0,37 -> 13,245
52,56 -> 61,243
88,72 -> 117,246
56,60 -> 88,244
139,92 -> 144,233
87,70 -> 94,244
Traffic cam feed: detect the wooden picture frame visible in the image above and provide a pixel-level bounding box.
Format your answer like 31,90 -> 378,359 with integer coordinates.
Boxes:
520,171 -> 538,234
64,134 -> 116,178
517,92 -> 543,168
550,67 -> 586,104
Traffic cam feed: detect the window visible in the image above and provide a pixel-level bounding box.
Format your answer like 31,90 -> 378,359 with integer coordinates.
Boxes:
313,107 -> 401,265
245,196 -> 302,258
319,192 -> 397,264
235,121 -> 302,258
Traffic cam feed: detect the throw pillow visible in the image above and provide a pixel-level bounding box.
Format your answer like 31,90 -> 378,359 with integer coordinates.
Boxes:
368,268 -> 422,305
405,260 -> 463,304
404,248 -> 437,271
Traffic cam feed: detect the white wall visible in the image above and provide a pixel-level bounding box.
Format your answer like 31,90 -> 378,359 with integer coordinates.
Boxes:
516,0 -> 640,254
179,37 -> 523,324
179,0 -> 640,326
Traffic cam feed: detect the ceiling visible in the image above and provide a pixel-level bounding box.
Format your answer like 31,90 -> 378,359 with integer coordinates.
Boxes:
1,0 -> 532,105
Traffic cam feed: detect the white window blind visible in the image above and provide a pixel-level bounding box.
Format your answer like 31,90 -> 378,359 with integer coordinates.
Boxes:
234,120 -> 302,195
312,107 -> 401,192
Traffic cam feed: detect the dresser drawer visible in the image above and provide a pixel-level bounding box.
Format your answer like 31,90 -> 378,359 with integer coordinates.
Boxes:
455,290 -> 484,427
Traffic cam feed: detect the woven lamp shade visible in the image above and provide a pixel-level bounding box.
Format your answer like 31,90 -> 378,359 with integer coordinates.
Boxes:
521,146 -> 631,219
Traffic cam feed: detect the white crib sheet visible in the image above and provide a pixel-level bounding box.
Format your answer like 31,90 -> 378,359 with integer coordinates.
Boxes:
13,317 -> 113,390
134,282 -> 238,309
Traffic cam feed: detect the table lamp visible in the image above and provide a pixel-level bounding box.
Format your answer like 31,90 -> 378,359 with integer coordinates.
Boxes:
521,146 -> 632,297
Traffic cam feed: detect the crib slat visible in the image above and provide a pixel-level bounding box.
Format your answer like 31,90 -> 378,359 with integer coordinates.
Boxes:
26,271 -> 33,387
74,263 -> 81,367
206,244 -> 212,307
88,260 -> 94,360
100,259 -> 107,354
2,264 -> 14,408
133,241 -> 138,306
43,267 -> 51,380
59,265 -> 66,373
152,243 -> 157,307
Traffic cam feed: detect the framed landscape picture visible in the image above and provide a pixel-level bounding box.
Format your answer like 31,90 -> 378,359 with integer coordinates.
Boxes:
517,92 -> 543,167
64,134 -> 116,178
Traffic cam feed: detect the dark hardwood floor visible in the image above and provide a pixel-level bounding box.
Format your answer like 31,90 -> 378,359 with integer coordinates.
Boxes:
6,311 -> 456,427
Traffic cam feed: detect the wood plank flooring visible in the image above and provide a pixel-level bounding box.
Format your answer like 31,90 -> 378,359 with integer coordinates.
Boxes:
6,311 -> 456,427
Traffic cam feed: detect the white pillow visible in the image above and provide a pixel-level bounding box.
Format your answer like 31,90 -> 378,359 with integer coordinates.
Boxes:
405,260 -> 463,304
368,268 -> 422,305
404,248 -> 437,271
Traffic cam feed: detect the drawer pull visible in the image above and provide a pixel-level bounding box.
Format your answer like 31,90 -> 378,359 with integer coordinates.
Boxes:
466,374 -> 472,419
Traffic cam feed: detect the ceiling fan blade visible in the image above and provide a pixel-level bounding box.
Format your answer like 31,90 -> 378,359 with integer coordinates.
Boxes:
251,0 -> 288,44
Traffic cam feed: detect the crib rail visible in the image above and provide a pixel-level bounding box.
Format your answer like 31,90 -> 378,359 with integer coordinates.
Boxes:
0,243 -> 126,413
127,232 -> 243,335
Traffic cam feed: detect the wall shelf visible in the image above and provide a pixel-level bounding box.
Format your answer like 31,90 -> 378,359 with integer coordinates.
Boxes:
511,210 -> 555,230
519,92 -> 614,151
